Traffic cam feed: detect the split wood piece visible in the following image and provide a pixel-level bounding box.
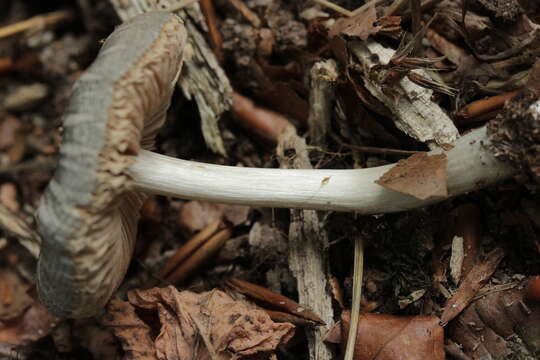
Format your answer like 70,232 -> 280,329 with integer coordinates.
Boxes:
232,92 -> 293,144
348,40 -> 459,146
160,219 -> 221,279
277,127 -> 334,360
0,10 -> 75,39
110,0 -> 232,155
308,59 -> 339,146
226,278 -> 325,324
165,227 -> 232,284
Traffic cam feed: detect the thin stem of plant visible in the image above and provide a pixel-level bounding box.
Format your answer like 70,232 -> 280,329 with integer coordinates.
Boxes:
344,234 -> 364,360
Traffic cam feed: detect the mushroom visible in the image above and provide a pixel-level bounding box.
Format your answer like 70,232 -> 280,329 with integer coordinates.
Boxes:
37,11 -> 518,318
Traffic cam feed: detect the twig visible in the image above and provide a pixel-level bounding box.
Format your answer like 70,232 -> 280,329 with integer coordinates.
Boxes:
410,0 -> 422,56
313,0 -> 353,17
331,133 -> 423,157
385,0 -> 410,16
232,92 -> 292,144
425,28 -> 472,67
344,234 -> 364,360
0,10 -> 75,39
226,278 -> 325,324
308,59 -> 338,146
166,228 -> 231,284
456,91 -> 519,122
226,0 -> 261,27
160,220 -> 221,278
200,0 -> 224,63
351,0 -> 387,16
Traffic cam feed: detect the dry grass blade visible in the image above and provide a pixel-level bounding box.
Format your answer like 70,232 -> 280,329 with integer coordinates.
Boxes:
0,10 -> 75,39
313,0 -> 354,17
344,234 -> 364,360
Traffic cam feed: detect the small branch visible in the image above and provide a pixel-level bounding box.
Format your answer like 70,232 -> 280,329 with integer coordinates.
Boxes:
226,0 -> 261,27
385,0 -> 410,16
166,227 -> 232,284
232,92 -> 293,144
351,0 -> 387,16
312,0 -> 354,17
331,134 -> 423,157
0,10 -> 75,39
160,219 -> 222,278
200,0 -> 224,63
456,91 -> 519,123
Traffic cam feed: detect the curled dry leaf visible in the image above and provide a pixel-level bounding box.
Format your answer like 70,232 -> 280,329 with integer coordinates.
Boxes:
449,287 -> 540,358
326,311 -> 444,360
440,247 -> 505,325
102,299 -> 156,360
104,287 -> 294,360
375,153 -> 448,200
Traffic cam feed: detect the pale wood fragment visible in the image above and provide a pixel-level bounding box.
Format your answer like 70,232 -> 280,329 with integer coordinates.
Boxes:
277,127 -> 334,360
349,40 -> 459,146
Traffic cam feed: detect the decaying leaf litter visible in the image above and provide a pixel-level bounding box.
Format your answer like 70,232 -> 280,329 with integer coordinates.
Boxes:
0,0 -> 539,359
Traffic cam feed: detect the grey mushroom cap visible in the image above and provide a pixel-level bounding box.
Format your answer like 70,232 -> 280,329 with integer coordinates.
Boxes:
36,12 -> 187,318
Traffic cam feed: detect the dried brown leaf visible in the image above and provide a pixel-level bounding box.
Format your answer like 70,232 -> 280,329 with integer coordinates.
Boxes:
0,276 -> 56,346
375,153 -> 448,200
102,299 -> 157,360
105,287 -> 294,360
449,287 -> 540,358
440,247 -> 505,325
0,269 -> 32,321
338,311 -> 445,360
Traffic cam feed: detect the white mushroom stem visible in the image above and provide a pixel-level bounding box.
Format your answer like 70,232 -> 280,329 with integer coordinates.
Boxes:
130,126 -> 514,213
